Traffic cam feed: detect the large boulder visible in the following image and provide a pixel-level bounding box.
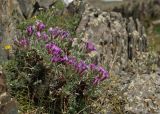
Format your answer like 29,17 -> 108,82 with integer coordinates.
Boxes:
76,5 -> 148,74
76,4 -> 159,113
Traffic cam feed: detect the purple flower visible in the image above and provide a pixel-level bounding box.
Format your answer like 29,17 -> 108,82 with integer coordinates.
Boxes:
0,37 -> 2,43
51,45 -> 62,55
93,76 -> 100,85
98,67 -> 106,73
46,43 -> 62,55
76,60 -> 88,74
92,66 -> 109,85
60,55 -> 68,62
48,27 -> 53,33
46,43 -> 52,49
60,30 -> 70,39
49,27 -> 69,39
100,73 -> 109,81
36,31 -> 41,39
89,64 -> 97,70
26,26 -> 34,36
13,37 -> 17,42
86,41 -> 96,52
19,38 -> 29,47
42,32 -> 48,41
66,56 -> 77,67
66,58 -> 88,75
36,21 -> 45,31
98,66 -> 109,81
49,27 -> 61,38
51,55 -> 61,63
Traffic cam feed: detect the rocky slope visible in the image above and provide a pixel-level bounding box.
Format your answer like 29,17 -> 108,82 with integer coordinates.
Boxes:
76,3 -> 160,113
0,0 -> 160,113
124,70 -> 160,113
87,0 -> 160,27
112,0 -> 160,26
77,4 -> 148,74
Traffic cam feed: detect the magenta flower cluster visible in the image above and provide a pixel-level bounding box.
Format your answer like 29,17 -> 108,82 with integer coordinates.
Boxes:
46,42 -> 64,63
86,41 -> 96,53
19,38 -> 29,46
45,40 -> 108,85
92,66 -> 109,85
26,21 -> 48,41
26,21 -> 70,42
26,26 -> 34,36
36,21 -> 46,31
49,27 -> 70,39
15,21 -> 109,85
0,37 -> 2,43
65,57 -> 88,75
14,37 -> 29,47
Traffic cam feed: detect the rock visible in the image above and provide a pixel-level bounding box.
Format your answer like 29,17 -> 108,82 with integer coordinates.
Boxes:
76,5 -> 148,74
76,4 -> 160,113
0,66 -> 18,114
17,0 -> 56,19
62,0 -> 73,6
17,0 -> 34,18
112,0 -> 160,27
0,0 -> 24,60
65,0 -> 85,15
0,93 -> 18,114
0,67 -> 6,94
87,0 -> 160,27
124,71 -> 160,113
36,0 -> 56,9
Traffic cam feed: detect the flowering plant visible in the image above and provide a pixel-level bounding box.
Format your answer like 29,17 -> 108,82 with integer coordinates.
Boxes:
8,20 -> 109,113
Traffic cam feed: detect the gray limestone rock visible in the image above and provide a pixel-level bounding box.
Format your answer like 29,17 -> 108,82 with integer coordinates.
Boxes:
124,72 -> 160,114
17,0 -> 34,18
76,5 -> 148,73
76,4 -> 160,113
